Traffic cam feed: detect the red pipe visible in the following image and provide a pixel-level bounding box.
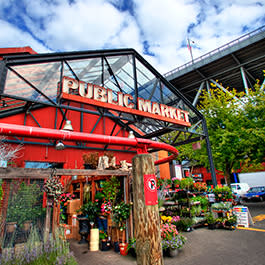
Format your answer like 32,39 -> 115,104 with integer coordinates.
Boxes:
0,123 -> 178,165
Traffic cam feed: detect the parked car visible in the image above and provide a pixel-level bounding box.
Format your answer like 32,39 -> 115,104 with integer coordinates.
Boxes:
230,183 -> 250,196
242,186 -> 265,202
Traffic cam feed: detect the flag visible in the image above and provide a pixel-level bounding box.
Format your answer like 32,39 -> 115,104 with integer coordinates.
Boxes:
187,38 -> 195,62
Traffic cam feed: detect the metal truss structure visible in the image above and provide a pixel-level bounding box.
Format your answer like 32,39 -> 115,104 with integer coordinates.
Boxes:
0,49 -> 209,146
165,25 -> 265,106
0,48 -> 218,184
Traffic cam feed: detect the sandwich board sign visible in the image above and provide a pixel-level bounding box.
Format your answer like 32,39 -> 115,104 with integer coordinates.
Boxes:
233,206 -> 253,228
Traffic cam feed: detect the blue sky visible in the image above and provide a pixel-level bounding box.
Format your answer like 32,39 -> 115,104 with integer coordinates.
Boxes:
0,0 -> 265,73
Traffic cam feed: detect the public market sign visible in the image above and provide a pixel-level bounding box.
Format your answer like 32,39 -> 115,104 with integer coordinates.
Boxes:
61,76 -> 191,127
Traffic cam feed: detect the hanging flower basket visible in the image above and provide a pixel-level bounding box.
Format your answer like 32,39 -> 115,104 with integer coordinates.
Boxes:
43,173 -> 63,204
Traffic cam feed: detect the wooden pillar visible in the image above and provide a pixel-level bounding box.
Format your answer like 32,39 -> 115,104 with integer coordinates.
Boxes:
44,198 -> 52,241
132,154 -> 164,265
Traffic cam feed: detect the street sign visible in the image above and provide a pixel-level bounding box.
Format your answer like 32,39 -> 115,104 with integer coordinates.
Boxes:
144,174 -> 158,205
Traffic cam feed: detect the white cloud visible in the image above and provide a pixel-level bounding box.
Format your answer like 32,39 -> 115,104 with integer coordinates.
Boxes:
39,0 -> 129,51
106,15 -> 142,51
0,0 -> 264,73
135,0 -> 199,45
0,20 -> 50,53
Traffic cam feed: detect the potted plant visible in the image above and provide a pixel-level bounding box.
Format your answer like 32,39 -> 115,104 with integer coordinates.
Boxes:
99,230 -> 110,251
174,217 -> 194,232
112,201 -> 131,231
80,201 -> 99,222
215,217 -> 225,229
59,193 -> 75,224
101,176 -> 120,207
127,237 -> 136,257
6,182 -> 44,230
206,213 -> 216,229
112,201 -> 131,254
119,242 -> 129,256
82,152 -> 99,169
213,186 -> 233,202
161,223 -> 186,257
225,214 -> 237,229
77,201 -> 100,244
180,177 -> 194,191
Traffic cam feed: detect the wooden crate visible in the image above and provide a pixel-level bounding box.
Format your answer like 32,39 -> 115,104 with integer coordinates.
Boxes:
67,199 -> 81,214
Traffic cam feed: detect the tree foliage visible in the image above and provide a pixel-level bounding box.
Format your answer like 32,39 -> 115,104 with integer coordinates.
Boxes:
163,73 -> 265,184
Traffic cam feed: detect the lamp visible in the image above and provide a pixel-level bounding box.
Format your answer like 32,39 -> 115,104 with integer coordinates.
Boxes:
128,131 -> 135,139
55,141 -> 65,150
62,120 -> 73,131
2,100 -> 7,108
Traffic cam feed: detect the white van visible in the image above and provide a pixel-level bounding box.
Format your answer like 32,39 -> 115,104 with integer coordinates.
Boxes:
231,183 -> 250,196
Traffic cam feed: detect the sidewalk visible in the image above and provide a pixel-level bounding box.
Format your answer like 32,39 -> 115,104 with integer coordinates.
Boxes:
69,240 -> 136,265
70,226 -> 265,265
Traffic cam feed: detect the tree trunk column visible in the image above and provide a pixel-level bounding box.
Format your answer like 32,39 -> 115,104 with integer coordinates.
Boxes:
132,154 -> 164,265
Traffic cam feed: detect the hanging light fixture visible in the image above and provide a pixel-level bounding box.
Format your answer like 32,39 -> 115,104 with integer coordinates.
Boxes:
62,120 -> 73,131
55,140 -> 65,150
128,131 -> 135,139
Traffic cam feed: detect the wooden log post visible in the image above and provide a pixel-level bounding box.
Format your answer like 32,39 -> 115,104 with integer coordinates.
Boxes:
132,154 -> 164,265
44,198 -> 53,241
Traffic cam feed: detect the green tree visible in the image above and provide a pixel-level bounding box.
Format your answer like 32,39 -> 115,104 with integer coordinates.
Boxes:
163,75 -> 265,185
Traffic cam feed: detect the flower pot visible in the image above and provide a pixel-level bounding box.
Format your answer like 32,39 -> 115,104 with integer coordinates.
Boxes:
168,248 -> 179,257
90,228 -> 99,251
84,164 -> 93,169
100,240 -> 111,251
77,216 -> 89,244
22,221 -> 32,232
6,222 -> 17,233
129,248 -> 137,257
114,241 -> 120,253
208,223 -> 216,230
119,243 -> 128,256
186,226 -> 193,232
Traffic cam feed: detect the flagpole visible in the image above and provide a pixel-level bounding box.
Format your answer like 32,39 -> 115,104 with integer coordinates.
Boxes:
187,38 -> 194,64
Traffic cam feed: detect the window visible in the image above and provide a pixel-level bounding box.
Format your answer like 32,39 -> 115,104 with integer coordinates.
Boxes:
25,161 -> 64,168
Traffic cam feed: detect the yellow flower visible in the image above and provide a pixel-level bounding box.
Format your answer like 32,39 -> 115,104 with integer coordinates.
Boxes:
161,215 -> 172,223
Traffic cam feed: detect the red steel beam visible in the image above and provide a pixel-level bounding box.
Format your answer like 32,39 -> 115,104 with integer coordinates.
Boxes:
0,123 -> 178,165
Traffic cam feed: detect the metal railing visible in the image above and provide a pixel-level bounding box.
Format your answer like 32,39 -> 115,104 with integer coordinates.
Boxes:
164,25 -> 265,77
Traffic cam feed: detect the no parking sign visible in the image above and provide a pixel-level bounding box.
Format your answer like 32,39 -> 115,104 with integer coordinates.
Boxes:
144,174 -> 158,205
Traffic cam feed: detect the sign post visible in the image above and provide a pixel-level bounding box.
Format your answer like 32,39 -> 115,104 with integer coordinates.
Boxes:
132,154 -> 164,265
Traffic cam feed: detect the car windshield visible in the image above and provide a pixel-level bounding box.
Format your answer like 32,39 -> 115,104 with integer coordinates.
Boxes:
248,187 -> 265,193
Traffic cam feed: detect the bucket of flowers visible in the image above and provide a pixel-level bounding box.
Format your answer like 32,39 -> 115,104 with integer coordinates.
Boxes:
161,223 -> 186,257
59,193 -> 75,224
